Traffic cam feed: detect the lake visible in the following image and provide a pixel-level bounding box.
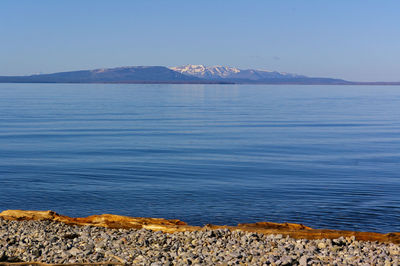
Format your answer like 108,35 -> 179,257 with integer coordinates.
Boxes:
0,83 -> 399,233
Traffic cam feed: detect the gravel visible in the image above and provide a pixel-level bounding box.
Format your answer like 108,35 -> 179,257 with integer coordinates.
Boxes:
0,218 -> 399,265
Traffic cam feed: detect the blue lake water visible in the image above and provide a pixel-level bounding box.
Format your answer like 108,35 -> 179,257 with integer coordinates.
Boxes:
0,83 -> 399,233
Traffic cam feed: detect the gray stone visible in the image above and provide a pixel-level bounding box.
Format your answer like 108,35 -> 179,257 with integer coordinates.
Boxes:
0,219 -> 399,265
299,255 -> 308,266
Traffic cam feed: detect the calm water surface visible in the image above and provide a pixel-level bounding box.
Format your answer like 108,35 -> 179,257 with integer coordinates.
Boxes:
0,83 -> 399,233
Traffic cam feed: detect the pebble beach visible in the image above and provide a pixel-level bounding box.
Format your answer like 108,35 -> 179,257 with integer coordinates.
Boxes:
1,218 -> 399,265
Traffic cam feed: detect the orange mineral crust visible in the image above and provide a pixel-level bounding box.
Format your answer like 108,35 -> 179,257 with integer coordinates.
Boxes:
0,210 -> 399,244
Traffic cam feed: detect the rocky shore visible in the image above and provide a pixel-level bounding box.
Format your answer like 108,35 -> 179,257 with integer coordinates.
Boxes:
0,210 -> 399,265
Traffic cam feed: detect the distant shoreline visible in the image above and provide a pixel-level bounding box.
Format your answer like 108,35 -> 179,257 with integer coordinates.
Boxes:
1,81 -> 400,85
2,65 -> 399,85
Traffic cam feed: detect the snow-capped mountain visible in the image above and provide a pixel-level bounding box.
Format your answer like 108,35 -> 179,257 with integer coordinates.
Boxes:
170,65 -> 240,79
0,65 -> 353,84
170,64 -> 305,81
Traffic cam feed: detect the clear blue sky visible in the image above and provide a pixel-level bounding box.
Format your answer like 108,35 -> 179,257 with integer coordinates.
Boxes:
1,0 -> 399,81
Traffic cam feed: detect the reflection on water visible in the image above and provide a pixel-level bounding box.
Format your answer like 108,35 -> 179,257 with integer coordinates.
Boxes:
0,83 -> 399,232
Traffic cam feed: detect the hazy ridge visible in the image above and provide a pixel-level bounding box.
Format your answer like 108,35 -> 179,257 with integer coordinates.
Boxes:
0,65 -> 398,84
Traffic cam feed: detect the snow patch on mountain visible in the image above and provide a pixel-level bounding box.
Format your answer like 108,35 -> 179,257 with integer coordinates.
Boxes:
170,64 -> 305,81
170,65 -> 241,79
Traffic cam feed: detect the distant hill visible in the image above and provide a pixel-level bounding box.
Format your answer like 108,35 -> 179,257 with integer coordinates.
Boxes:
1,64 -> 397,85
0,66 -> 209,84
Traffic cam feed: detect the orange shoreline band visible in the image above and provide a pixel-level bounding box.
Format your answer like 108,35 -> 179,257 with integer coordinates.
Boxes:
1,210 -> 399,244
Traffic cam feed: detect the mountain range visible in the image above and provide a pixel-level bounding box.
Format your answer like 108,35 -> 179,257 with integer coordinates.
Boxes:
0,66 -> 202,84
171,65 -> 304,80
0,65 -> 397,85
170,65 -> 349,84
